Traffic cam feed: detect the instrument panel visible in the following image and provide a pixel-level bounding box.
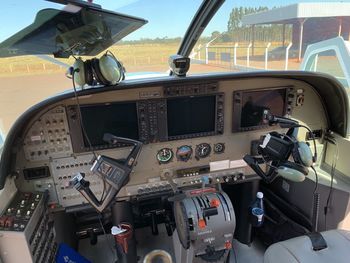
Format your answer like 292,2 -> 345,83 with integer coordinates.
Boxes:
67,87 -> 224,152
15,77 -> 327,209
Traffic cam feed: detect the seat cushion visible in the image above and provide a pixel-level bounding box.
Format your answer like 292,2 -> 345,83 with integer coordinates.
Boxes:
264,230 -> 350,263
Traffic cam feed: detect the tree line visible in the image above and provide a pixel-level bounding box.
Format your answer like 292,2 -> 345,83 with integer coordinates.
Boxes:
211,6 -> 292,44
119,6 -> 292,45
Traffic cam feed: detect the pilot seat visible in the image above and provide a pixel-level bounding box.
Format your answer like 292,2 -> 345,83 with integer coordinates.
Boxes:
264,229 -> 350,263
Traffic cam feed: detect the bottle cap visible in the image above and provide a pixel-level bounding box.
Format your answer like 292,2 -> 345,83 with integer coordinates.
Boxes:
256,192 -> 264,199
111,226 -> 126,235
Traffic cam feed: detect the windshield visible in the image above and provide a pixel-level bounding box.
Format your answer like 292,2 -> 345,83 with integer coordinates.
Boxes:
189,0 -> 350,135
0,0 -> 201,134
0,0 -> 350,137
190,0 -> 350,89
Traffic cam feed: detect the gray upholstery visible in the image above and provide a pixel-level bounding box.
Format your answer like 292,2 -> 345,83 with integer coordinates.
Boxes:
264,230 -> 350,263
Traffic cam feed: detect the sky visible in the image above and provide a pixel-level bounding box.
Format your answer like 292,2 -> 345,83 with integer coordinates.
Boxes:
0,0 -> 348,42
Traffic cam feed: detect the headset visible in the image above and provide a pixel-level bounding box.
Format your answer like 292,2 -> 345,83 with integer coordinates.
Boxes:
72,51 -> 125,87
72,58 -> 94,86
275,162 -> 309,183
274,134 -> 313,182
243,118 -> 317,183
289,136 -> 315,167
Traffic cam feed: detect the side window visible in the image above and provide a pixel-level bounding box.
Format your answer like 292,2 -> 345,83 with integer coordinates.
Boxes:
303,49 -> 349,88
300,37 -> 350,136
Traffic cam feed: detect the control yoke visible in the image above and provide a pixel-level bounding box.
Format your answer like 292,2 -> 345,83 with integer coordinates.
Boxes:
70,133 -> 142,212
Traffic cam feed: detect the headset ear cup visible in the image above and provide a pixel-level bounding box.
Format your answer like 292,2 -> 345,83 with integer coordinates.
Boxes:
292,142 -> 313,167
73,58 -> 86,86
91,58 -> 109,85
84,59 -> 94,86
116,60 -> 125,81
298,142 -> 313,167
279,161 -> 309,175
276,165 -> 306,182
99,54 -> 124,84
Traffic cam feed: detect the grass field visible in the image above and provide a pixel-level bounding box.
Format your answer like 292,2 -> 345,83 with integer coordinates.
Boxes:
0,41 -> 290,77
0,42 -> 181,77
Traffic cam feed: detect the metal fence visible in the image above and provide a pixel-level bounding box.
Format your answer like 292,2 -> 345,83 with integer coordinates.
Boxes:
0,62 -> 65,75
0,55 -> 172,77
191,42 -> 300,71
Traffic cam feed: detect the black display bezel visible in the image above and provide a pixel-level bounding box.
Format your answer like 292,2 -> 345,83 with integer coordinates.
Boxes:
67,93 -> 225,153
232,87 -> 294,133
166,93 -> 224,141
67,101 -> 139,153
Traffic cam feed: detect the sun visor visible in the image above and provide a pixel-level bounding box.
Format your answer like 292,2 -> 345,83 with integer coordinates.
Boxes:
0,7 -> 147,58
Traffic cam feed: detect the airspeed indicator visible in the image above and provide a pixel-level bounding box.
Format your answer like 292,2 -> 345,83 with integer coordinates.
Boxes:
156,148 -> 173,164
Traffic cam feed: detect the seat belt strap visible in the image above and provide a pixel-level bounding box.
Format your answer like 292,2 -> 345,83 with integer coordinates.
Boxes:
306,232 -> 328,251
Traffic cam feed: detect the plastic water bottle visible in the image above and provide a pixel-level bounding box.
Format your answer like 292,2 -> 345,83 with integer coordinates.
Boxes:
250,191 -> 264,227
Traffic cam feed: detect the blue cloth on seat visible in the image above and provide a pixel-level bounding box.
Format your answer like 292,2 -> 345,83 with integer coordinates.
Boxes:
56,243 -> 91,263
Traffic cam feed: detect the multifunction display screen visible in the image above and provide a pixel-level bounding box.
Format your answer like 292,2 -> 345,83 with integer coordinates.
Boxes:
240,89 -> 286,128
80,102 -> 139,147
167,95 -> 216,137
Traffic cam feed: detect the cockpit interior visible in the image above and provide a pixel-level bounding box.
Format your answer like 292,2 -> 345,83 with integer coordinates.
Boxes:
1,1 -> 350,263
